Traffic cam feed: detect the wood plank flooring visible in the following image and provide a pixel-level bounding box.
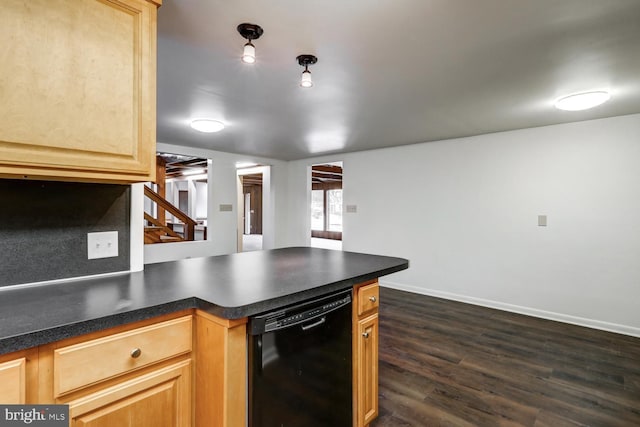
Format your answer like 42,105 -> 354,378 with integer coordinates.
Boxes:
372,288 -> 640,426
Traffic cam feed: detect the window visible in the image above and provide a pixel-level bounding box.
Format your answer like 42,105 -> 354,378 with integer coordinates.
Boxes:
310,188 -> 343,232
311,190 -> 325,231
310,162 -> 343,243
327,189 -> 343,232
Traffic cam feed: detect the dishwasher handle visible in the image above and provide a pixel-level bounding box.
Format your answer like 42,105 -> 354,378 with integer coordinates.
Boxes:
300,316 -> 326,331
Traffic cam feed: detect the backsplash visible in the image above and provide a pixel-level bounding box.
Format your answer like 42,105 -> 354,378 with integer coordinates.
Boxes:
0,179 -> 130,287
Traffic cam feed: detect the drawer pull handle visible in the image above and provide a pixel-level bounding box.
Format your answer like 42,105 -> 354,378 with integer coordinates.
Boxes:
362,332 -> 370,338
369,296 -> 377,303
130,348 -> 142,359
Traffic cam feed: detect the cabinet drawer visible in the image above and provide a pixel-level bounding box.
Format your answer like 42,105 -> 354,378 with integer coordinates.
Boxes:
357,283 -> 379,316
54,316 -> 192,396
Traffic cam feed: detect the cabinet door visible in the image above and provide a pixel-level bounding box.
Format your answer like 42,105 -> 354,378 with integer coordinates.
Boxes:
356,313 -> 379,427
66,360 -> 191,427
0,358 -> 26,404
0,0 -> 159,183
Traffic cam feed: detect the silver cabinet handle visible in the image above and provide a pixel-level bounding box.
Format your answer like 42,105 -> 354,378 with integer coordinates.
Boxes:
362,332 -> 370,338
130,348 -> 142,358
369,296 -> 377,303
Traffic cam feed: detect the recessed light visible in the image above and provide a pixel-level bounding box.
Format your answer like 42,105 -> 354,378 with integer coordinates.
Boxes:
554,91 -> 610,111
190,119 -> 225,133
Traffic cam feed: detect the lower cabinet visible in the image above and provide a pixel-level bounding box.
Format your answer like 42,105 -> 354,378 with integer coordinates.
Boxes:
0,310 -> 247,427
0,357 -> 26,404
354,281 -> 380,427
1,281 -> 380,427
0,348 -> 38,404
356,313 -> 379,427
194,310 -> 248,427
39,313 -> 195,427
65,360 -> 191,427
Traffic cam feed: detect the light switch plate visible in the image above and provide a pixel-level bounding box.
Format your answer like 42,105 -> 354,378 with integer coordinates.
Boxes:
219,204 -> 233,212
87,231 -> 119,259
346,205 -> 357,213
538,215 -> 547,227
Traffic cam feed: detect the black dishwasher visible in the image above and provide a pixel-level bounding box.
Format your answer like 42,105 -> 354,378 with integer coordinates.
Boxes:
248,289 -> 353,427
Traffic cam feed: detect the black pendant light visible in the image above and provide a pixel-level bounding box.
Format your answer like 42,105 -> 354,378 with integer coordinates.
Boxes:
296,55 -> 317,88
237,23 -> 264,64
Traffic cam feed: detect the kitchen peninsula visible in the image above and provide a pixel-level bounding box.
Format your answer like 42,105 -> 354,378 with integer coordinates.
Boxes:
0,247 -> 408,426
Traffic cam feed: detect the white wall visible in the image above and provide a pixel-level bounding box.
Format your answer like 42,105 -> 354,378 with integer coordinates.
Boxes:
142,143 -> 287,264
286,114 -> 640,336
282,162 -> 312,247
195,181 -> 207,219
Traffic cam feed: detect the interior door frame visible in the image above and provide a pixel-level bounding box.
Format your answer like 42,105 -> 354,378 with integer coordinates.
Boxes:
237,166 -> 270,252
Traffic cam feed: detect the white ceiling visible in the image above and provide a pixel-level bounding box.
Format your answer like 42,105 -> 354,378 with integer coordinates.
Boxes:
156,0 -> 640,161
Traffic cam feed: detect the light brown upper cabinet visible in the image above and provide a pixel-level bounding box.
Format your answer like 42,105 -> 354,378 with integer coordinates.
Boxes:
0,0 -> 161,183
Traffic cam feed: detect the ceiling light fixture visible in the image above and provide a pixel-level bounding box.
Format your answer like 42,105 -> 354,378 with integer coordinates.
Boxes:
296,54 -> 317,88
182,168 -> 206,176
235,161 -> 258,169
237,23 -> 263,64
190,119 -> 225,133
554,91 -> 611,111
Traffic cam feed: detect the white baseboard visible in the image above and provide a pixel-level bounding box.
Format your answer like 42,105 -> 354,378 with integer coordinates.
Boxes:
379,280 -> 640,338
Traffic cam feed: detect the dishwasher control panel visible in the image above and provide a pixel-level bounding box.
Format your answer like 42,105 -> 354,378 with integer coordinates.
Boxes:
249,290 -> 352,335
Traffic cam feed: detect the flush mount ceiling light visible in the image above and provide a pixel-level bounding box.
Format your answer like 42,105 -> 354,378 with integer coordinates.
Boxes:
182,168 -> 206,176
190,119 -> 225,133
235,161 -> 258,169
554,91 -> 611,111
237,23 -> 263,64
296,54 -> 317,88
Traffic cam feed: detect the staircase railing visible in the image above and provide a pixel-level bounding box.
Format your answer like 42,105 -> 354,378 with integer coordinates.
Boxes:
144,185 -> 197,241
144,212 -> 184,243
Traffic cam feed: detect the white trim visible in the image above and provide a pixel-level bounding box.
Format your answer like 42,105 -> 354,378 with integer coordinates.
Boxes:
379,280 -> 640,338
130,183 -> 144,272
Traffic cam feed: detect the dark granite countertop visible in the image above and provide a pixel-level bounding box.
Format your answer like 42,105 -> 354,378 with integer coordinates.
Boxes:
0,247 -> 408,355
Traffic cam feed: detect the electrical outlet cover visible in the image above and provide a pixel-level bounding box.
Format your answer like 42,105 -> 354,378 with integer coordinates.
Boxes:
87,231 -> 119,259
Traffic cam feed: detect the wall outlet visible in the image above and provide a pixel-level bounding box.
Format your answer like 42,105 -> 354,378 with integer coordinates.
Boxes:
88,231 -> 119,259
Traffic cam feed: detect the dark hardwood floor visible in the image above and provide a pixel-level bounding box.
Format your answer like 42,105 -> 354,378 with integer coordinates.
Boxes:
372,288 -> 640,426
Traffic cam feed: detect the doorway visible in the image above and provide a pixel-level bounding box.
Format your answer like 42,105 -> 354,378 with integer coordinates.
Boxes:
144,152 -> 209,245
310,162 -> 343,250
237,168 -> 264,252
